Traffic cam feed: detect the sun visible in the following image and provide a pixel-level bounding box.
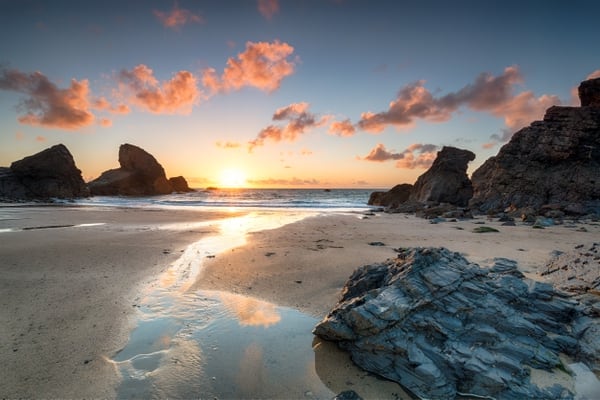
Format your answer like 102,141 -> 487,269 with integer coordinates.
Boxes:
218,168 -> 248,188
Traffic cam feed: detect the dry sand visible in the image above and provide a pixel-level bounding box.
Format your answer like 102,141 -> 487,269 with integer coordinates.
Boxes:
0,205 -> 241,399
195,212 -> 600,317
1,206 -> 598,398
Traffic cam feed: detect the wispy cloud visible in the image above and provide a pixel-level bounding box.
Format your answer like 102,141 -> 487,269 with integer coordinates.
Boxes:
247,177 -> 320,186
249,102 -> 328,151
118,64 -> 199,114
92,97 -> 130,114
357,66 -> 559,135
328,119 -> 356,137
257,0 -> 279,20
362,143 -> 438,169
154,1 -> 204,30
216,140 -> 242,149
202,40 -> 296,94
0,67 -> 95,130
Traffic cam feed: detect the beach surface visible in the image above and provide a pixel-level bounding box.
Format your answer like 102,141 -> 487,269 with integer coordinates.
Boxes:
0,205 -> 241,399
1,206 -> 598,398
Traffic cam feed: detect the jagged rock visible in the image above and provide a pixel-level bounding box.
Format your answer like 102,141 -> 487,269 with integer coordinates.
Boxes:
314,247 -> 598,400
89,143 -> 173,196
470,78 -> 600,215
579,77 -> 600,107
0,144 -> 89,200
409,146 -> 475,206
367,184 -> 412,207
168,176 -> 194,192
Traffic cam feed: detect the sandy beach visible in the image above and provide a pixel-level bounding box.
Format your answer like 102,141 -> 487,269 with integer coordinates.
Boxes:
0,206 -> 242,399
1,206 -> 599,398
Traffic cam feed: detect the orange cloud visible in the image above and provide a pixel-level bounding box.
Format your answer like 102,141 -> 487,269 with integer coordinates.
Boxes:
247,177 -> 321,186
154,1 -> 204,30
328,119 -> 356,137
249,102 -> 328,151
587,70 -> 600,79
362,143 -> 438,169
0,67 -> 95,130
35,135 -> 46,142
357,66 -> 559,135
202,40 -> 296,94
118,64 -> 199,114
92,97 -> 130,114
258,0 -> 279,20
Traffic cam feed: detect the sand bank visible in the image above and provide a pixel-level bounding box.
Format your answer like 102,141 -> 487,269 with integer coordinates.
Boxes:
0,206 -> 242,399
195,212 -> 600,317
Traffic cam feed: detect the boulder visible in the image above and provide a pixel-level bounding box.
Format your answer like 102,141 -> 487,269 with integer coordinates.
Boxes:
89,144 -> 173,196
409,146 -> 475,206
314,247 -> 598,399
470,78 -> 600,215
367,184 -> 412,207
0,144 -> 89,200
168,176 -> 194,192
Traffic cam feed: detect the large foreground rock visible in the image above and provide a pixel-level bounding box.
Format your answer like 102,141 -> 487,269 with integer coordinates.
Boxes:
0,144 -> 89,200
314,247 -> 599,399
470,78 -> 600,215
89,144 -> 174,196
367,184 -> 413,207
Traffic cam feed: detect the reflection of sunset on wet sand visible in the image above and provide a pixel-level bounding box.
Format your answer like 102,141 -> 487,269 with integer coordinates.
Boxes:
218,292 -> 281,327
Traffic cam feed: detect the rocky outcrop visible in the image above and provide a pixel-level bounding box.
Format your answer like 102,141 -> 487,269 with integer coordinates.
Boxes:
470,78 -> 600,215
89,144 -> 174,196
168,176 -> 194,192
368,146 -> 475,213
409,146 -> 475,206
314,247 -> 599,399
0,144 -> 89,200
367,184 -> 412,207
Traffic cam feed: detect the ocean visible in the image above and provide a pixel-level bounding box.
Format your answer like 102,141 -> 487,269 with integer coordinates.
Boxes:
71,188 -> 376,212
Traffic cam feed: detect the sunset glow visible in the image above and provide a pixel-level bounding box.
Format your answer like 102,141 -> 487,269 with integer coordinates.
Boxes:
0,1 -> 598,188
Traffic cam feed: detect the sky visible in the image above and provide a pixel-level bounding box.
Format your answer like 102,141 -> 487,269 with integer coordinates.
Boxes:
1,0 -> 599,189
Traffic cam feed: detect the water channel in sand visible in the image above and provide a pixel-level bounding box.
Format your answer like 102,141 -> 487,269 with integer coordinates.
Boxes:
110,211 -> 410,399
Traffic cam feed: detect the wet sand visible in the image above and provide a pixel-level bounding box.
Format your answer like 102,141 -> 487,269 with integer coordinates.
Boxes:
195,212 -> 600,317
0,206 -> 242,399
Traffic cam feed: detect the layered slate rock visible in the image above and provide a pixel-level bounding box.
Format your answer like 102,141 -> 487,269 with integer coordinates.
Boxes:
409,146 -> 475,206
314,247 -> 598,399
89,143 -> 173,196
470,78 -> 600,215
367,183 -> 413,207
0,144 -> 89,200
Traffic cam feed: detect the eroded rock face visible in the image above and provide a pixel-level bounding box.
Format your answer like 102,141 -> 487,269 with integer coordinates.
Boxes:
89,143 -> 173,196
314,247 -> 598,399
471,78 -> 600,215
409,146 -> 475,206
0,144 -> 89,200
169,176 -> 194,192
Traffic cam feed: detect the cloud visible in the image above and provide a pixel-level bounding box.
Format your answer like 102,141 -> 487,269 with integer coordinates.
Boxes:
587,70 -> 600,79
247,177 -> 320,186
216,140 -> 242,149
328,119 -> 356,137
0,67 -> 95,130
154,1 -> 204,30
92,97 -> 130,114
248,102 -> 328,151
118,64 -> 199,114
258,0 -> 279,20
357,66 -> 559,134
35,135 -> 46,142
362,143 -> 438,169
202,40 -> 296,94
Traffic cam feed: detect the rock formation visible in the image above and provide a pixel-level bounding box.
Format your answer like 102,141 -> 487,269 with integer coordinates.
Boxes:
470,78 -> 600,215
314,247 -> 599,399
409,146 -> 475,206
0,144 -> 89,200
89,144 -> 175,196
367,184 -> 412,207
168,176 -> 194,192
